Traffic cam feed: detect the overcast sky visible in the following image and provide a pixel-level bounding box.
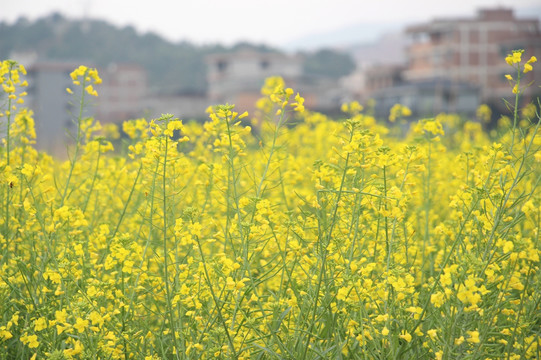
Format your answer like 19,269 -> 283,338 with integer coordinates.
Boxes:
3,0 -> 540,46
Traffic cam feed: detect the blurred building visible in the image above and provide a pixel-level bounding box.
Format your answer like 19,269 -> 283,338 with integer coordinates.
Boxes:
404,7 -> 541,104
95,63 -> 147,123
206,49 -> 350,115
364,64 -> 406,96
357,7 -> 541,119
371,79 -> 479,119
26,61 -> 82,156
206,50 -> 304,112
145,91 -> 208,120
24,60 -> 148,156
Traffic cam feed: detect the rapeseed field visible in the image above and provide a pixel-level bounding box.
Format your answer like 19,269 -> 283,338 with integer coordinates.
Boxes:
0,51 -> 539,359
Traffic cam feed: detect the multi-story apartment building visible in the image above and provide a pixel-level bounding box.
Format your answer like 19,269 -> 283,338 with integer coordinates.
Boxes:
25,61 -> 147,156
404,8 -> 541,104
206,50 -> 304,113
26,61 -> 83,156
95,63 -> 147,123
206,49 -> 351,116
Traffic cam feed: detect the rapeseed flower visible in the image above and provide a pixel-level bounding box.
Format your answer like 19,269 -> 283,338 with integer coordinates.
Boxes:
20,334 -> 39,349
0,57 -> 539,359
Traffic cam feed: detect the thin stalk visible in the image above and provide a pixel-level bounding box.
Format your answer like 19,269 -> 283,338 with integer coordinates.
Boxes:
195,235 -> 238,358
161,128 -> 180,360
3,62 -> 14,262
422,139 -> 432,280
82,141 -> 101,213
302,129 -> 354,360
223,112 -> 243,256
510,66 -> 522,153
383,165 -> 390,272
60,76 -> 87,207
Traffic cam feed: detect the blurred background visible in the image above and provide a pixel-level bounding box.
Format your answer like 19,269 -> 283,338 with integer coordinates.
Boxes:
1,0 -> 541,154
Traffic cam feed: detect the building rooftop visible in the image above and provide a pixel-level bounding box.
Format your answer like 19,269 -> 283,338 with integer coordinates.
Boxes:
406,7 -> 539,34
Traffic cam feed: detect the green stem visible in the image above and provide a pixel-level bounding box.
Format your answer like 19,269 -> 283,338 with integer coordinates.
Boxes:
60,76 -> 87,206
82,141 -> 101,213
422,139 -> 432,279
161,122 -> 180,360
302,129 -> 354,360
510,66 -> 521,153
3,62 -> 14,263
195,235 -> 238,358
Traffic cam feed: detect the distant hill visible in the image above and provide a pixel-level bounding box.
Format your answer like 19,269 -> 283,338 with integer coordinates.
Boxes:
0,13 -> 356,94
283,21 -> 405,51
0,13 -> 279,93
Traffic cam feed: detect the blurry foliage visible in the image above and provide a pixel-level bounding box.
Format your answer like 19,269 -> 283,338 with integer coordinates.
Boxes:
302,48 -> 356,78
0,14 -> 275,93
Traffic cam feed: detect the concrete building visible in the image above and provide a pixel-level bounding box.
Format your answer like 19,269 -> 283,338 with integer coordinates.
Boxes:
404,8 -> 541,103
26,61 -> 84,155
95,63 -> 147,123
145,91 -> 209,120
24,61 -> 148,156
364,64 -> 406,96
206,49 -> 351,115
371,79 -> 479,119
206,50 -> 304,112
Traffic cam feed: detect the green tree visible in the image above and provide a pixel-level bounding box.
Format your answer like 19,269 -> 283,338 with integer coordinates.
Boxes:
303,48 -> 356,78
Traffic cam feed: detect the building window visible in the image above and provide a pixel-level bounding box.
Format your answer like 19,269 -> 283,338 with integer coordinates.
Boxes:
217,60 -> 228,72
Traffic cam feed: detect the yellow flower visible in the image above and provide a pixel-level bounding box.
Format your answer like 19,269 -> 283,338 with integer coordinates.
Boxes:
399,330 -> 412,342
402,106 -> 412,117
73,317 -> 89,333
0,328 -> 12,341
291,93 -> 305,112
20,333 -> 39,348
503,240 -> 514,253
226,276 -> 236,290
512,51 -> 522,63
33,317 -> 48,332
505,50 -> 523,65
64,340 -> 84,357
512,84 -> 519,94
476,104 -> 492,123
85,84 -> 98,96
467,330 -> 480,343
89,311 -> 104,327
336,287 -> 349,301
55,309 -> 68,323
415,118 -> 445,136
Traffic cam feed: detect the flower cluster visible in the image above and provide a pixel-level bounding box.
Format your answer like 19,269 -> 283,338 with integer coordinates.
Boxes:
0,55 -> 540,360
67,65 -> 102,96
0,60 -> 28,118
388,103 -> 412,122
256,76 -> 305,116
504,50 -> 537,94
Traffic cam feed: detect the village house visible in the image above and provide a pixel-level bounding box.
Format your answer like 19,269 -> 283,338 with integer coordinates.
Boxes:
404,8 -> 541,112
